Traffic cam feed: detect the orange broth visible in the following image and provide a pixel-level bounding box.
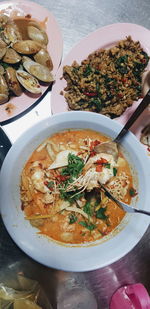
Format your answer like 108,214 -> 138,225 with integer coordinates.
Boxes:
21,129 -> 133,244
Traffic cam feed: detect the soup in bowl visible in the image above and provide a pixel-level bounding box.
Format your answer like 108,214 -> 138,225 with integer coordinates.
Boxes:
0,111 -> 149,271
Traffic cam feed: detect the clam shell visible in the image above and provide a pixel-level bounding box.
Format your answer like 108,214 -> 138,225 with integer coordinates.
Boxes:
0,38 -> 7,48
28,21 -> 43,30
0,65 -> 5,75
2,23 -> 22,45
34,48 -> 53,70
0,75 -> 9,96
5,67 -> 22,96
0,75 -> 9,103
0,47 -> 6,60
0,93 -> 8,104
16,70 -> 41,94
0,14 -> 9,28
27,26 -> 48,45
13,40 -> 42,55
3,47 -> 21,64
23,59 -> 54,82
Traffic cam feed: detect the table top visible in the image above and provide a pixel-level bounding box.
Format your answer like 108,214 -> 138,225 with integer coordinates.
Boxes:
1,0 -> 150,308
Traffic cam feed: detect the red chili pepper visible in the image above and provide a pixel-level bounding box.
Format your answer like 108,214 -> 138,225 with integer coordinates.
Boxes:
96,158 -> 108,164
118,93 -> 123,98
96,165 -> 103,172
121,78 -> 127,83
90,140 -> 101,151
83,91 -> 98,97
55,174 -> 69,183
90,151 -> 96,157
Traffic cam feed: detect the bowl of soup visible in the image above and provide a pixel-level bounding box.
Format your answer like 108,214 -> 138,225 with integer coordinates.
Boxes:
0,111 -> 149,271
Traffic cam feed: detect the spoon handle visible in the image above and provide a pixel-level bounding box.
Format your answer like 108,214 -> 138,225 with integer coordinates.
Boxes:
114,89 -> 150,143
134,209 -> 150,216
99,183 -> 150,216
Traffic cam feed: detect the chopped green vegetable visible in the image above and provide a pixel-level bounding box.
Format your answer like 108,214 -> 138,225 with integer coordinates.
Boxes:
79,221 -> 96,231
129,187 -> 137,197
69,214 -> 78,224
72,66 -> 79,74
96,207 -> 108,220
83,64 -> 92,77
83,201 -> 93,216
61,153 -> 84,179
47,181 -> 54,188
115,55 -> 129,75
105,163 -> 111,169
89,98 -> 103,112
60,189 -> 84,204
113,167 -> 117,176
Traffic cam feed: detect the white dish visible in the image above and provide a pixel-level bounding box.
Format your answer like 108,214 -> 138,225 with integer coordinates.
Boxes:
0,111 -> 150,271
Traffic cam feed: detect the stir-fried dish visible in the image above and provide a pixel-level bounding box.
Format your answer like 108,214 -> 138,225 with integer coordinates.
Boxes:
62,36 -> 149,118
20,129 -> 137,244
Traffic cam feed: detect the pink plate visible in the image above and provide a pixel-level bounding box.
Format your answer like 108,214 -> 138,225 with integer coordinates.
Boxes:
0,0 -> 63,124
51,23 -> 150,150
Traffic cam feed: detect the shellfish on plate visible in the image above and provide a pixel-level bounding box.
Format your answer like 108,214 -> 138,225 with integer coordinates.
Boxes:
0,13 -> 54,104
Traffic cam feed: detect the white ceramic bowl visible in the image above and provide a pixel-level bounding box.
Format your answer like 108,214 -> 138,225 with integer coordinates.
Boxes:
0,111 -> 150,272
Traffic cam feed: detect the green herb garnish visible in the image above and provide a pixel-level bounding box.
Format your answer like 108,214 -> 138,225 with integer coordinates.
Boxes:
89,98 -> 103,112
83,201 -> 93,216
47,181 -> 54,188
83,64 -> 92,77
105,163 -> 111,169
79,221 -> 96,231
61,153 -> 84,179
96,207 -> 108,220
113,167 -> 117,176
60,189 -> 84,204
115,55 -> 129,74
69,214 -> 78,224
129,187 -> 137,197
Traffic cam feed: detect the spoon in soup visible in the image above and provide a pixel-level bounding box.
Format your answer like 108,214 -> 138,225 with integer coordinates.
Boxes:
99,183 -> 150,216
94,89 -> 150,161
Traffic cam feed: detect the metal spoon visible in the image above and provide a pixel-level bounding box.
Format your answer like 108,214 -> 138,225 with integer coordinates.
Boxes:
94,89 -> 150,160
100,183 -> 150,216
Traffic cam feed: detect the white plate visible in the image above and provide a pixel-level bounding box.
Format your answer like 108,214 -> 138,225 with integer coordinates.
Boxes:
0,0 -> 63,124
0,111 -> 150,271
